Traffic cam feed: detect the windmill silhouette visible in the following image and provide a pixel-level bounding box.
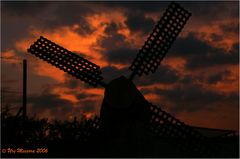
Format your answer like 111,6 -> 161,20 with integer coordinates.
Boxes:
26,2 -> 236,157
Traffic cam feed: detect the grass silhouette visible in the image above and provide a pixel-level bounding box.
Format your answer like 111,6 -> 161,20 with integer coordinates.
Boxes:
1,109 -> 239,158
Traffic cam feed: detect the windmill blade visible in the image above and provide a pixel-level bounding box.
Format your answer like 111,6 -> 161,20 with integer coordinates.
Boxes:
149,103 -> 204,139
148,103 -> 218,156
129,2 -> 191,80
27,36 -> 106,87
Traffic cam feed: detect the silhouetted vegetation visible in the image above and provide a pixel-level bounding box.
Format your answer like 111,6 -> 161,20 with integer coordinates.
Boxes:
1,110 -> 100,158
1,110 -> 239,158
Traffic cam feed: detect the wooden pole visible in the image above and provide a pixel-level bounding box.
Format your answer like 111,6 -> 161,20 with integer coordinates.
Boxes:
23,59 -> 27,118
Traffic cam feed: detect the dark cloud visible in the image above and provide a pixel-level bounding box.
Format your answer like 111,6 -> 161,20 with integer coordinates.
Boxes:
141,84 -> 239,113
2,1 -> 238,51
99,33 -> 126,50
179,76 -> 194,84
1,15 -> 30,51
76,93 -> 99,100
170,34 -> 239,69
2,2 -> 51,51
2,1 -> 94,30
64,77 -> 80,89
26,77 -> 101,119
28,92 -> 73,119
207,70 -> 231,84
102,64 -> 179,86
125,11 -> 155,34
98,22 -> 138,65
1,1 -> 95,51
210,33 -> 223,42
104,48 -> 137,65
98,1 -> 167,13
43,2 -> 94,34
186,46 -> 238,69
180,1 -> 239,22
1,91 -> 21,110
99,23 -> 126,50
100,1 -> 238,23
220,23 -> 239,34
80,100 -> 98,113
72,51 -> 96,63
135,65 -> 180,86
1,1 -> 49,16
101,66 -> 130,83
28,93 -> 72,110
104,22 -> 118,35
170,33 -> 213,57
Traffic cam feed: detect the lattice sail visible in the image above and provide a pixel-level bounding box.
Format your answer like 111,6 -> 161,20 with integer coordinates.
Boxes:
148,103 -> 218,156
129,2 -> 191,79
149,104 -> 203,139
27,36 -> 105,87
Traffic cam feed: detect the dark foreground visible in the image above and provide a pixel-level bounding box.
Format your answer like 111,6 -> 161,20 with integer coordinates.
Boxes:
1,113 -> 239,158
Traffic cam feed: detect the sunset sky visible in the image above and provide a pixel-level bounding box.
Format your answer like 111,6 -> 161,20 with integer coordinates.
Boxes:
1,1 -> 239,131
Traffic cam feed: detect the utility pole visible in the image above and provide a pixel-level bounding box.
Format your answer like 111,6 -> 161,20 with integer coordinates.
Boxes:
22,59 -> 27,118
16,59 -> 28,118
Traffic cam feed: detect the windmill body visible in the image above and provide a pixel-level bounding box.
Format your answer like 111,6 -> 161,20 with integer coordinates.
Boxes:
100,76 -> 150,139
98,76 -> 183,157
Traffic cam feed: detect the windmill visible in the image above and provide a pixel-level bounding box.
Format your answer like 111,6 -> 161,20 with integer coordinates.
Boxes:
26,2 -> 228,157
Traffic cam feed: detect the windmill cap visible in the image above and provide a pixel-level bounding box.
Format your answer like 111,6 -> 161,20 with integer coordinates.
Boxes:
104,76 -> 137,109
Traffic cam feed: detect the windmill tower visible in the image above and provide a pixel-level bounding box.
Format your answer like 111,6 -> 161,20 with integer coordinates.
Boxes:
26,2 -> 236,157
